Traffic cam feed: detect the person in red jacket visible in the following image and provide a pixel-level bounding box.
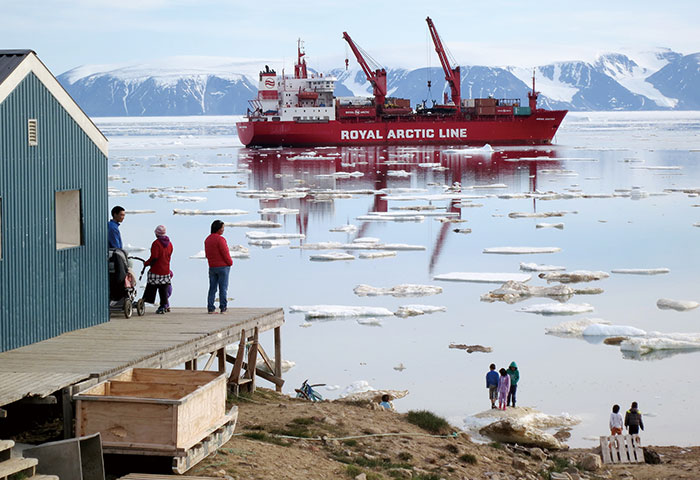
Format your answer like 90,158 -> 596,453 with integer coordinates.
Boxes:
204,220 -> 233,314
144,224 -> 173,314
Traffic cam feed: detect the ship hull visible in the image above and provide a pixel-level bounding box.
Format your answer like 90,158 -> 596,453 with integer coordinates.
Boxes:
237,110 -> 567,147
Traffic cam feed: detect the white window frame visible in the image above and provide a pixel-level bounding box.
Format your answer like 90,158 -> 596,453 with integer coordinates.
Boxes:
55,189 -> 83,250
28,118 -> 38,146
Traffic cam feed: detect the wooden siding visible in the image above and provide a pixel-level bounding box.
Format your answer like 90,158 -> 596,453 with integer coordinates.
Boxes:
0,72 -> 109,352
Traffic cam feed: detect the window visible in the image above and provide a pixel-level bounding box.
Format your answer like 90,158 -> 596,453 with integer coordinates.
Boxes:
55,190 -> 83,250
28,119 -> 38,146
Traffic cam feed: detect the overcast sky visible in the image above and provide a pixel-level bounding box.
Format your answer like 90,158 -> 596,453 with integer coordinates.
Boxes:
3,0 -> 699,75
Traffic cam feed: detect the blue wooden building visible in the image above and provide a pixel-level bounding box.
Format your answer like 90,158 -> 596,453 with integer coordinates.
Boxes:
0,50 -> 109,352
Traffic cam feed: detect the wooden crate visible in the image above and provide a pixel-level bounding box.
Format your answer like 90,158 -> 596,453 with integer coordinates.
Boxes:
599,434 -> 644,464
75,369 -> 227,454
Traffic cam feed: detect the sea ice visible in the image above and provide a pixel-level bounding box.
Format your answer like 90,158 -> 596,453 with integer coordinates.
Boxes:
246,231 -> 305,240
480,281 -> 575,304
470,183 -> 507,189
124,209 -> 155,214
353,237 -> 380,244
356,214 -> 424,222
387,170 -> 412,177
353,284 -> 443,297
309,252 -> 355,261
620,334 -> 700,355
538,270 -> 609,283
248,239 -> 290,248
611,268 -> 670,275
508,211 -> 570,218
582,324 -> 647,337
437,272 -> 532,284
656,298 -> 700,311
483,247 -> 561,255
190,246 -> 250,259
329,224 -> 358,233
225,220 -> 281,228
288,305 -> 395,318
536,223 -> 564,229
358,251 -> 396,259
356,318 -> 382,326
258,207 -> 299,215
517,303 -> 594,315
519,263 -> 566,272
545,319 -> 611,337
395,304 -> 446,317
173,209 -> 247,216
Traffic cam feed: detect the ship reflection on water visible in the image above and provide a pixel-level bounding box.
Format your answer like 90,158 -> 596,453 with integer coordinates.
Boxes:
237,145 -> 561,272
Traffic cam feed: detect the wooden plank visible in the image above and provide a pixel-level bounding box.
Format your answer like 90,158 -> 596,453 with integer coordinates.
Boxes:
0,458 -> 37,478
224,355 -> 283,388
202,353 -> 216,372
175,376 -> 227,450
256,344 -> 274,375
228,329 -> 245,387
62,387 -> 73,439
616,435 -> 629,463
105,381 -> 198,400
599,436 -> 612,464
130,369 -> 219,385
246,328 -> 259,393
274,326 -> 282,392
632,434 -> 644,462
172,407 -> 237,474
217,348 -> 225,374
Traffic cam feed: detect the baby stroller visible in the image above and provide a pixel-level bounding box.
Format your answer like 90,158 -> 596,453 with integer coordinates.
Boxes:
108,248 -> 145,318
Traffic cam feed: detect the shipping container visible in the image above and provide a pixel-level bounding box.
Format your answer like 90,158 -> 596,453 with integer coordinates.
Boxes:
514,106 -> 532,116
475,98 -> 497,107
462,99 -> 476,108
495,106 -> 514,115
477,106 -> 496,116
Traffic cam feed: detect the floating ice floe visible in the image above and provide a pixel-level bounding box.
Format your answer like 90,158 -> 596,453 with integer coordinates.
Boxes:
324,385 -> 340,391
190,245 -> 250,259
519,262 -> 566,272
207,184 -> 244,189
538,270 -> 609,283
620,333 -> 700,356
225,220 -> 281,228
481,281 -> 575,304
434,272 -> 532,283
354,284 -> 443,297
508,211 -> 570,218
582,324 -> 647,337
259,207 -> 299,215
356,214 -> 424,222
387,170 -> 412,177
164,195 -> 207,203
356,318 -> 382,326
246,231 -> 305,240
123,244 -> 147,253
174,209 -> 247,216
289,305 -> 395,318
330,224 -> 358,233
457,203 -> 484,208
358,251 -> 396,259
353,237 -> 380,244
315,171 -> 364,179
453,228 -> 472,234
536,223 -> 564,229
393,205 -> 441,211
393,363 -> 406,371
309,252 -> 355,261
470,183 -> 507,189
292,242 -> 425,251
483,247 -> 561,255
256,358 -> 295,374
611,268 -> 670,275
517,303 -> 594,315
449,344 -> 492,353
124,209 -> 155,214
656,298 -> 700,311
545,319 -> 612,337
395,305 -> 446,317
337,382 -> 409,403
248,239 -> 290,248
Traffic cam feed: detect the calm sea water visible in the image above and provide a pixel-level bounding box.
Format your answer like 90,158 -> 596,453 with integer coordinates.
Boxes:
99,112 -> 700,447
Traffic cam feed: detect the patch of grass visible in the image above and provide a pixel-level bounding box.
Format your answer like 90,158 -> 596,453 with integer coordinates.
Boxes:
445,443 -> 459,454
489,441 -> 504,450
550,456 -> 572,473
343,439 -> 358,447
459,453 -> 478,464
345,465 -> 363,477
269,425 -> 313,438
291,416 -> 315,425
405,410 -> 451,435
352,457 -> 412,470
396,451 -> 413,462
412,475 -> 442,480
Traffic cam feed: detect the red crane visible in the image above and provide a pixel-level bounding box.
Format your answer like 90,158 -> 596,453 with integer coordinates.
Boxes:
342,32 -> 387,110
426,17 -> 460,109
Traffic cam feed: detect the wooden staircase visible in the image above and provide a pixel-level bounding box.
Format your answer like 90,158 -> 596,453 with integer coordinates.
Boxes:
0,440 -> 59,480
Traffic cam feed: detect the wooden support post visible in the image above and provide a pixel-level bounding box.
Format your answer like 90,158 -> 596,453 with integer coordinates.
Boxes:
228,329 -> 246,394
245,327 -> 259,393
257,343 -> 275,374
62,387 -> 73,439
274,326 -> 282,392
203,352 -> 216,371
217,348 -> 226,373
225,354 -> 284,388
185,358 -> 198,370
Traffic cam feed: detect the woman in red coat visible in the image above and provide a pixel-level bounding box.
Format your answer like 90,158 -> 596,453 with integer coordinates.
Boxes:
144,224 -> 173,314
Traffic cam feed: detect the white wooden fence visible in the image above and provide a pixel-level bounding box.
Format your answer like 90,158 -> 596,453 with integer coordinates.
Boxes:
599,434 -> 644,464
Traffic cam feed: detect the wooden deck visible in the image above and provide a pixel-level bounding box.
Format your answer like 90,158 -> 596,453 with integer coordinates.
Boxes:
0,307 -> 284,408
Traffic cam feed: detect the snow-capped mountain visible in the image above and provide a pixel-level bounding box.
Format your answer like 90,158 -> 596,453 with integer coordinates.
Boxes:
57,49 -> 699,116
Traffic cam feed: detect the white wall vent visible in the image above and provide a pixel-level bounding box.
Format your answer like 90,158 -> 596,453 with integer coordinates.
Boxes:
28,119 -> 38,146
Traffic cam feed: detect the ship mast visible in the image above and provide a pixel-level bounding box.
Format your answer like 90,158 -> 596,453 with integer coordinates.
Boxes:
426,17 -> 460,109
342,32 -> 387,110
528,69 -> 539,110
294,38 -> 308,79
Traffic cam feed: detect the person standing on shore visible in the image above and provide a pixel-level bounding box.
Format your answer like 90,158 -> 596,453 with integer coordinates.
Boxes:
144,225 -> 173,315
486,363 -> 499,409
507,361 -> 520,408
610,404 -> 623,435
204,220 -> 233,314
498,368 -> 510,410
108,206 -> 125,249
625,401 -> 644,435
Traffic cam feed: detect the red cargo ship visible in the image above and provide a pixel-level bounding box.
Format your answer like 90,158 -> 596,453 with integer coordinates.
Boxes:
237,18 -> 567,148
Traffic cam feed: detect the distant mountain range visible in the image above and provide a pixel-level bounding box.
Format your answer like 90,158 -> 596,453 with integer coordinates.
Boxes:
57,48 -> 700,116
